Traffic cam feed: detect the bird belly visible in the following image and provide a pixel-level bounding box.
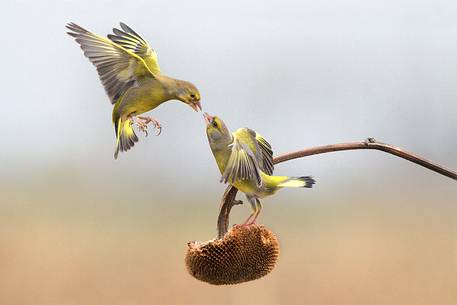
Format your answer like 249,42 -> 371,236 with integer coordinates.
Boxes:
233,179 -> 267,198
118,83 -> 169,118
233,180 -> 257,197
233,173 -> 279,199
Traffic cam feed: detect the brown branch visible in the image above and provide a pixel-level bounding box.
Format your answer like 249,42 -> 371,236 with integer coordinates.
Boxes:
217,138 -> 457,238
274,138 -> 457,179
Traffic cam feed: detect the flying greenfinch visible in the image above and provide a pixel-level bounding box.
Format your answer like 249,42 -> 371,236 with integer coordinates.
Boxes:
67,22 -> 201,159
204,113 -> 315,224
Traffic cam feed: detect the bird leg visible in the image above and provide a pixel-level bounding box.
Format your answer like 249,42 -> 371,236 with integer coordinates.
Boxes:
242,197 -> 261,226
134,116 -> 162,136
242,213 -> 255,226
247,199 -> 262,225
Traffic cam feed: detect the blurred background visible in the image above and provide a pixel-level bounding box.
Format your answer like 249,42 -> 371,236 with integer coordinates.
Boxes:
1,0 -> 457,304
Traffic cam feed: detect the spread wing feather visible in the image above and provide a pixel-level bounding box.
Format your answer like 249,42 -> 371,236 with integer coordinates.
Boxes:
255,133 -> 274,175
66,22 -> 155,104
221,139 -> 262,187
236,128 -> 274,175
107,22 -> 161,74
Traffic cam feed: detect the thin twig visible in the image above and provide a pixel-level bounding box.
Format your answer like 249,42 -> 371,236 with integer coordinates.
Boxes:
217,138 -> 456,238
274,138 -> 457,179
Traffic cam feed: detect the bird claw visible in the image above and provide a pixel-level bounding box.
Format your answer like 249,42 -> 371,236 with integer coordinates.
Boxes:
136,120 -> 149,137
135,116 -> 162,137
155,125 -> 162,136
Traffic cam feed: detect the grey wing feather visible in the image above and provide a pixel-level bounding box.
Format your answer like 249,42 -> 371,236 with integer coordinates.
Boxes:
255,133 -> 274,175
108,23 -> 151,57
66,22 -> 151,104
107,23 -> 161,74
242,128 -> 273,175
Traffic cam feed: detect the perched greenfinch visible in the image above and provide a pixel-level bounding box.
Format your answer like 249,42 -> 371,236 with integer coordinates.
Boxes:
67,22 -> 201,159
204,113 -> 315,224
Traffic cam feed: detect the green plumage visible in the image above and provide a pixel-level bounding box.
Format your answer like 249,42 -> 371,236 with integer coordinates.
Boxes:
205,113 -> 315,224
67,22 -> 201,158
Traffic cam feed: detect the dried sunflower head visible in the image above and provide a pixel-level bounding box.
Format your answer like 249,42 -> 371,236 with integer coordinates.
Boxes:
185,224 -> 280,285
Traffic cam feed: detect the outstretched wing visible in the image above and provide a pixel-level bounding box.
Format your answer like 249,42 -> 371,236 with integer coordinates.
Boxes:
66,22 -> 156,104
108,23 -> 161,74
221,139 -> 262,187
234,128 -> 274,175
255,133 -> 274,175
221,130 -> 263,187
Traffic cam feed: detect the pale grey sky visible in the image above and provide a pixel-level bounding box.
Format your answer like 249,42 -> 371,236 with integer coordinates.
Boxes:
1,0 -> 456,192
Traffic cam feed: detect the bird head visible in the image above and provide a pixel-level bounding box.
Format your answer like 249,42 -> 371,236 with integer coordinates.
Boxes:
204,112 -> 233,148
175,80 -> 201,112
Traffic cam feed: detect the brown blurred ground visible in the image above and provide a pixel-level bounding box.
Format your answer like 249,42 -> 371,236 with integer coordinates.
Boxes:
1,171 -> 456,305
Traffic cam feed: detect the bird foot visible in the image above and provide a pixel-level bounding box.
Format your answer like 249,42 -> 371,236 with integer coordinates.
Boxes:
134,116 -> 162,136
245,218 -> 258,226
241,209 -> 261,226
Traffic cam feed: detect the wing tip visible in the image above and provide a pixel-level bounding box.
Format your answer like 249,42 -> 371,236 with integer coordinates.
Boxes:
65,22 -> 89,36
119,22 -> 137,36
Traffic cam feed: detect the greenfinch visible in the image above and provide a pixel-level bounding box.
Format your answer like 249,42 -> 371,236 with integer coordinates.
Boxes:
67,22 -> 201,159
204,113 -> 315,224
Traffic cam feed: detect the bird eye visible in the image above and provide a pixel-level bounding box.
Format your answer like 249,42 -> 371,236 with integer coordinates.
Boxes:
212,120 -> 218,128
190,94 -> 196,99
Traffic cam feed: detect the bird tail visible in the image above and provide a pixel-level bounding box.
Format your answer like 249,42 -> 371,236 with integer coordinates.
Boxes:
276,176 -> 316,188
114,117 -> 138,159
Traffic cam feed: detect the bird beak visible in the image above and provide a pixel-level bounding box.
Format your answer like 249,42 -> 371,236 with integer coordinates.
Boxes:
190,101 -> 202,112
203,112 -> 213,124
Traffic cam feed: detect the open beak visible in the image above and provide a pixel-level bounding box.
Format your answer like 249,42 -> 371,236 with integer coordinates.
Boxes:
203,112 -> 213,124
190,101 -> 202,112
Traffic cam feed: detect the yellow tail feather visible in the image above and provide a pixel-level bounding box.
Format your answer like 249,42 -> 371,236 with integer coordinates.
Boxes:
277,176 -> 315,188
114,118 -> 138,159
